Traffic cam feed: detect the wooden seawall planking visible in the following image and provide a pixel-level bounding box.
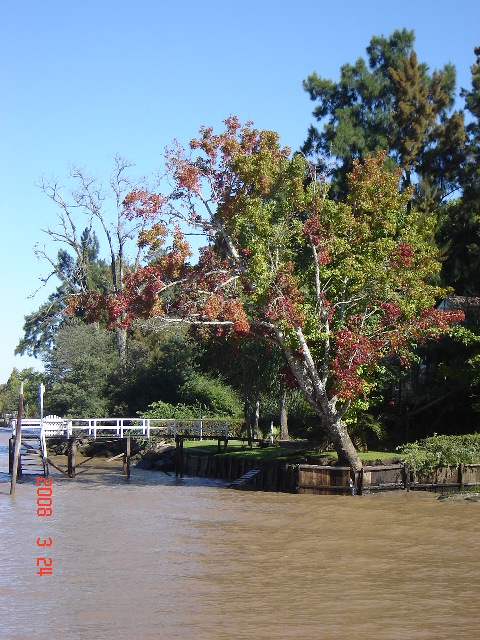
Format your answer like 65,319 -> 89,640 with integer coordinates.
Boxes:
182,454 -> 480,495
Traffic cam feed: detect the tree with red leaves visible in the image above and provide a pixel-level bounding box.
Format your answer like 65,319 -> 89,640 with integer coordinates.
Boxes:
69,118 -> 463,472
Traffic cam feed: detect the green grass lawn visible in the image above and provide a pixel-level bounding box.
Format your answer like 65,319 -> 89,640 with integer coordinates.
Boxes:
183,439 -> 398,465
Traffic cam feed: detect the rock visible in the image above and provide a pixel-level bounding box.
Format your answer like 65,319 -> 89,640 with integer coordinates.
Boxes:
136,442 -> 176,471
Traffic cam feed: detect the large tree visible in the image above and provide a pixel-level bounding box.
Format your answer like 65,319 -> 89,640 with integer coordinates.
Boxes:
16,228 -> 106,359
437,46 -> 480,295
69,119 -> 462,473
43,322 -> 120,417
462,45 -> 480,195
303,29 -> 465,207
32,155 -> 157,366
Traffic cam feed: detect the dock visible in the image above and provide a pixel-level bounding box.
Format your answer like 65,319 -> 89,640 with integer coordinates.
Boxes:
8,415 -> 230,483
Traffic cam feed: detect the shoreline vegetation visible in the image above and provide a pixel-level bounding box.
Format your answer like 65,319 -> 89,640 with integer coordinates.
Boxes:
38,430 -> 480,470
2,426 -> 479,499
3,425 -> 479,497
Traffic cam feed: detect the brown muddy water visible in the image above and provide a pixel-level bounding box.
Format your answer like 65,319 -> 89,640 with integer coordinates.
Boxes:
1,430 -> 479,640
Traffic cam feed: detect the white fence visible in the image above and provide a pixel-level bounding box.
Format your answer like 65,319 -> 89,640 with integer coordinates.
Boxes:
10,415 -> 229,440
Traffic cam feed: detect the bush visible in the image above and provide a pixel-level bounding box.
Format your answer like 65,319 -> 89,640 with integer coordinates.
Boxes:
398,433 -> 480,474
139,399 -> 243,422
178,372 -> 242,417
139,400 -> 203,420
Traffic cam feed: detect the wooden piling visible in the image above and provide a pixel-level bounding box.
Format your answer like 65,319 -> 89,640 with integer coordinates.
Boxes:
8,437 -> 14,474
10,383 -> 24,495
356,468 -> 364,496
196,454 -> 202,477
67,437 -> 77,478
403,463 -> 411,491
175,436 -> 179,476
123,436 -> 131,479
177,437 -> 184,478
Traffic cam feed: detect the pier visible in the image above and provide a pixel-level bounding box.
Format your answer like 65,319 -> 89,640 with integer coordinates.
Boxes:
8,414 -> 229,484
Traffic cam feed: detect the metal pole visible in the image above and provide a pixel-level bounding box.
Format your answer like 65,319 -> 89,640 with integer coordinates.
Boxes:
39,382 -> 45,420
10,382 -> 24,495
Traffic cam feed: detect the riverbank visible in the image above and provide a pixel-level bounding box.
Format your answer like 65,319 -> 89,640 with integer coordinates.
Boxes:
5,428 -> 480,497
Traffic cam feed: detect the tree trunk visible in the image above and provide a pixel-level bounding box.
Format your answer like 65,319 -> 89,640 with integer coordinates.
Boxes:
275,325 -> 362,471
244,397 -> 253,445
327,418 -> 363,472
253,398 -> 260,440
116,326 -> 127,370
279,389 -> 289,441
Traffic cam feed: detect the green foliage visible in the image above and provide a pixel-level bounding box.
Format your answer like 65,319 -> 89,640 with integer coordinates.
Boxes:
436,199 -> 480,295
461,46 -> 480,202
303,29 -> 464,206
435,47 -> 480,296
0,368 -> 45,418
398,433 -> 480,474
140,371 -> 242,419
344,401 -> 388,452
111,331 -> 198,414
15,294 -> 66,359
177,371 -> 242,417
43,321 -> 120,417
18,229 -> 112,359
140,400 -> 201,419
141,400 -> 233,421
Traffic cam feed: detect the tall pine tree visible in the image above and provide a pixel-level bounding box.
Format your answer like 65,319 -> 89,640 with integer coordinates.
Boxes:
437,46 -> 480,295
303,29 -> 465,208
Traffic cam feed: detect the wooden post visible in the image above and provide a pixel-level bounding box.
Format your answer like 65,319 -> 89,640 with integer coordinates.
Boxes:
179,437 -> 184,478
459,463 -> 464,491
356,468 -> 364,496
67,437 -> 77,478
175,436 -> 179,477
10,383 -> 24,495
8,437 -> 14,474
175,436 -> 185,478
403,463 -> 411,492
207,453 -> 213,477
123,436 -> 131,479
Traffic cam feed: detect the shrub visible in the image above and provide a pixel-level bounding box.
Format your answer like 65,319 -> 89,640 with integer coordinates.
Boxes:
398,433 -> 480,474
178,372 -> 243,417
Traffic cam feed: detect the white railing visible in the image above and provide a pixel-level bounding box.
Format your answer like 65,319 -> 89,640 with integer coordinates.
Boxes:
9,417 -> 49,458
10,416 -> 229,440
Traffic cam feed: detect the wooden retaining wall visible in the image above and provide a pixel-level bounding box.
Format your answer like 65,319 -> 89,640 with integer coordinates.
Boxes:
182,453 -> 480,495
183,453 -> 297,492
296,464 -> 406,495
295,462 -> 480,495
411,463 -> 480,491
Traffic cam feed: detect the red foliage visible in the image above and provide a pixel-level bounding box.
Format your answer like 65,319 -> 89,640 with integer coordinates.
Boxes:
391,242 -> 414,268
122,189 -> 167,220
279,366 -> 299,390
328,306 -> 465,399
66,122 -> 466,411
265,263 -> 305,326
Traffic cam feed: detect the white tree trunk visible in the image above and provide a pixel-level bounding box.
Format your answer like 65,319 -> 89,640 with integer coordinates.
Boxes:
279,390 -> 289,441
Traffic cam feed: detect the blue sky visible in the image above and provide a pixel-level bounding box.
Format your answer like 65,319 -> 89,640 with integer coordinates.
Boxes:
1,0 -> 479,384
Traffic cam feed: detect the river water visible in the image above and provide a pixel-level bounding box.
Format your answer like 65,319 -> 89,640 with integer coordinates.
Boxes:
1,430 -> 479,640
